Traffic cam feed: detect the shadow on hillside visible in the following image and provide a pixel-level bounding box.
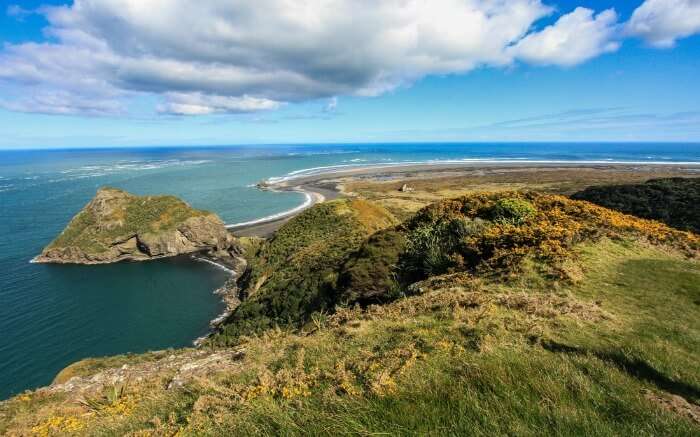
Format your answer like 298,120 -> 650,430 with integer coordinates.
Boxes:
541,339 -> 700,404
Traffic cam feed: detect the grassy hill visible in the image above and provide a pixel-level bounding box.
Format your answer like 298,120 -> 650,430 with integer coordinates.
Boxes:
572,177 -> 700,233
211,198 -> 398,344
47,187 -> 211,253
36,187 -> 236,264
2,191 -> 698,436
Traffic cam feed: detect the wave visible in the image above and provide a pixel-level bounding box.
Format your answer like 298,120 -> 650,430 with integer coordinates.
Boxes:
264,157 -> 700,184
190,256 -> 235,274
226,190 -> 312,229
286,150 -> 360,157
54,159 -> 211,181
265,163 -> 373,183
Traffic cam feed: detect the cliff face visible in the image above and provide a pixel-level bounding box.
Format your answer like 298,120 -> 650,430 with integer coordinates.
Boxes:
35,187 -> 240,264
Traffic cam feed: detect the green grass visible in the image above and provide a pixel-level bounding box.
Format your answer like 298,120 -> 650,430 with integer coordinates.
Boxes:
48,188 -> 211,254
4,191 -> 699,436
211,199 -> 397,344
551,240 -> 700,401
205,347 -> 692,436
199,240 -> 699,435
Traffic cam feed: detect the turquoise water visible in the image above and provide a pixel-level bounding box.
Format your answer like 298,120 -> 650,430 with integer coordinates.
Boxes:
1,143 -> 699,399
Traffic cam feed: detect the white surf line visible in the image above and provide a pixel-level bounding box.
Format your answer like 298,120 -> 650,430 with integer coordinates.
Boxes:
190,255 -> 235,274
226,157 -> 699,230
265,159 -> 700,184
225,188 -> 325,229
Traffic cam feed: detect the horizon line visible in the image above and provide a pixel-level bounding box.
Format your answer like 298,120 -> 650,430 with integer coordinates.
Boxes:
3,140 -> 700,152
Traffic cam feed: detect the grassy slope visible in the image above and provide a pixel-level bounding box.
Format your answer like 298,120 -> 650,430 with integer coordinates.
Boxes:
48,188 -> 210,254
2,239 -> 697,435
2,193 -> 699,436
212,198 -> 397,344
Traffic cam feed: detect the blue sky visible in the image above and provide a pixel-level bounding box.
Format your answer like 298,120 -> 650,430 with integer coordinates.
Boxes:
0,0 -> 699,148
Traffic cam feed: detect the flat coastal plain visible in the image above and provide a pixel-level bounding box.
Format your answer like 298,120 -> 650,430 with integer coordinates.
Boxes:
232,163 -> 700,236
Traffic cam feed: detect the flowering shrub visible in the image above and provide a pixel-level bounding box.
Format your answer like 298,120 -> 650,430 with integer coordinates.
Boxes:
571,177 -> 700,233
398,191 -> 698,281
489,198 -> 537,225
31,415 -> 85,436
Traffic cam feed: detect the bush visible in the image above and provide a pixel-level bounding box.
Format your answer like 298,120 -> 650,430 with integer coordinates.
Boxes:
398,217 -> 488,282
401,191 -> 697,280
213,199 -> 397,345
571,177 -> 700,233
337,230 -> 407,305
488,198 -> 536,225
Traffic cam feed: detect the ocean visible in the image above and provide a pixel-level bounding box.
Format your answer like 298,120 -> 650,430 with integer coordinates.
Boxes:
1,142 -> 699,399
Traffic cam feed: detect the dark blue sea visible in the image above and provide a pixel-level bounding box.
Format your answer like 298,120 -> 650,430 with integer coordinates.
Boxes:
1,142 -> 699,399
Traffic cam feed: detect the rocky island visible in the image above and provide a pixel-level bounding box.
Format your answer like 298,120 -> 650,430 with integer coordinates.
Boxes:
34,187 -> 241,265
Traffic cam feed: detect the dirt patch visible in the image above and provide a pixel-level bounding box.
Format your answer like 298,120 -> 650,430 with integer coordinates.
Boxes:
643,388 -> 700,425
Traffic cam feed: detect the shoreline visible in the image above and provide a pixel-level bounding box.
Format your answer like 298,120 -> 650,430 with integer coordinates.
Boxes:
227,161 -> 700,238
225,187 -> 325,230
263,160 -> 700,187
263,159 -> 700,186
190,252 -> 248,347
226,184 -> 338,237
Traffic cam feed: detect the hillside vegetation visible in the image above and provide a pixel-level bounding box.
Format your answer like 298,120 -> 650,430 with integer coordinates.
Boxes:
572,177 -> 700,233
36,187 -> 238,264
2,191 -> 699,436
211,198 -> 398,344
49,188 -> 210,252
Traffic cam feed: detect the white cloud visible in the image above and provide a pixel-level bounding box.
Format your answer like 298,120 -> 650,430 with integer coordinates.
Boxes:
325,97 -> 338,113
510,7 -> 620,66
157,93 -> 282,115
1,90 -> 125,116
626,0 -> 700,48
0,0 -> 633,116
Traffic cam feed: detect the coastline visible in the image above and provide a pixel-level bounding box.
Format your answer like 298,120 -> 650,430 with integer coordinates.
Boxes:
190,252 -> 248,347
226,184 -> 339,237
225,161 -> 700,238
196,160 -> 700,346
262,160 -> 700,187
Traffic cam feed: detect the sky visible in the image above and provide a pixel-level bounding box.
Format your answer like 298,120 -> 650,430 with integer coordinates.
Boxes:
0,0 -> 699,149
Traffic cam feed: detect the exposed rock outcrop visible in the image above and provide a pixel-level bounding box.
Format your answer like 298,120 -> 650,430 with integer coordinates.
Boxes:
34,187 -> 241,264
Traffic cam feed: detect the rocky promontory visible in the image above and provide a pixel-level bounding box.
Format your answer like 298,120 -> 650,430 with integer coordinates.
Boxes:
35,187 -> 241,264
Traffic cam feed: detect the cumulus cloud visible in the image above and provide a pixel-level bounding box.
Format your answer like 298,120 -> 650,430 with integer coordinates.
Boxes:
0,0 -> 632,116
626,0 -> 700,48
509,7 -> 620,66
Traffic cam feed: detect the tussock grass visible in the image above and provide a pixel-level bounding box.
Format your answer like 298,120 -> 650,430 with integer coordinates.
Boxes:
2,238 -> 697,435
